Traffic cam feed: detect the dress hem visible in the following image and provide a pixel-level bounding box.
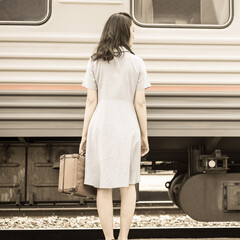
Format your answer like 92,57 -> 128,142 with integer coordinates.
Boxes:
84,181 -> 140,189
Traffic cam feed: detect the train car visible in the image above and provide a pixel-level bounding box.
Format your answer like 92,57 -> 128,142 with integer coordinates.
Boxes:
0,0 -> 240,221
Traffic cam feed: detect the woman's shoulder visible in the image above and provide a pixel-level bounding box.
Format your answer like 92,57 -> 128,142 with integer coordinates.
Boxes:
125,52 -> 143,64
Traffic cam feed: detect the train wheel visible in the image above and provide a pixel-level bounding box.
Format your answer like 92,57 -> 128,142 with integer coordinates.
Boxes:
168,173 -> 187,209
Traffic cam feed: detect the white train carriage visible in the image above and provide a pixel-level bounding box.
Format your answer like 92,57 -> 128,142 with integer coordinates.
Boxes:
0,0 -> 240,221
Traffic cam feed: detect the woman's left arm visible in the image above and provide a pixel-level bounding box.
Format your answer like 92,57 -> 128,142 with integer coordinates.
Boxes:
79,89 -> 98,154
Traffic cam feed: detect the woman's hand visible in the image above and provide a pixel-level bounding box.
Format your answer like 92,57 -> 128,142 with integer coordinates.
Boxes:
79,136 -> 87,156
141,136 -> 149,157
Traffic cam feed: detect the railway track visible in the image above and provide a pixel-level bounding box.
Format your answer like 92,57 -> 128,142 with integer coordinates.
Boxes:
1,227 -> 240,240
0,201 -> 182,216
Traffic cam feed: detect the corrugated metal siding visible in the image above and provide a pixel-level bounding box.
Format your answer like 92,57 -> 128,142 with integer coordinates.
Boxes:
1,38 -> 240,137
0,0 -> 240,137
1,39 -> 240,85
0,91 -> 240,137
0,41 -> 91,84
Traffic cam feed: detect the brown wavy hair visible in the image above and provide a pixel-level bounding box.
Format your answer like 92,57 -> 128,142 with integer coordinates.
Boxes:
91,12 -> 134,62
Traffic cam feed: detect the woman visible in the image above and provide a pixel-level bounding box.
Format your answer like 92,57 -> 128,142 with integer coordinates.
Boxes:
79,12 -> 151,240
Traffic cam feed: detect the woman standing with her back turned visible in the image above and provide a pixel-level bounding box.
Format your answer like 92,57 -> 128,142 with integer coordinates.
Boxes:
79,12 -> 151,240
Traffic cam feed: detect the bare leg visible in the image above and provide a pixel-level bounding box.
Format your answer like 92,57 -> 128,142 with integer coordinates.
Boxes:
96,188 -> 115,240
117,184 -> 136,240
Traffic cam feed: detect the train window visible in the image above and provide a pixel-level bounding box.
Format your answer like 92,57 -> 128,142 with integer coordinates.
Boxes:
132,0 -> 233,28
0,0 -> 51,25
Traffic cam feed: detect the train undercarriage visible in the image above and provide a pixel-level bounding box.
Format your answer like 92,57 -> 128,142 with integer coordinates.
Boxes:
0,136 -> 240,221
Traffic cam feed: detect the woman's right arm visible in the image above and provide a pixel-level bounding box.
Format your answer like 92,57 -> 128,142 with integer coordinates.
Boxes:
134,89 -> 150,157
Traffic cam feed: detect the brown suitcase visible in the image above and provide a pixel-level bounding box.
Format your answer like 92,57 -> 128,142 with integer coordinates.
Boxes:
58,153 -> 97,199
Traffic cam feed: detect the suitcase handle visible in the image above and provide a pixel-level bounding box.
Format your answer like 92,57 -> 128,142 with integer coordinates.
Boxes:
79,151 -> 85,157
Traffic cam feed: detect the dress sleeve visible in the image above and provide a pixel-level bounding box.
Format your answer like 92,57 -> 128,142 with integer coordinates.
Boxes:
81,58 -> 98,90
136,58 -> 152,90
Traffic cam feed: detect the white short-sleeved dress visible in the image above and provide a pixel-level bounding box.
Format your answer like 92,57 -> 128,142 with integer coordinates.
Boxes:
81,46 -> 151,189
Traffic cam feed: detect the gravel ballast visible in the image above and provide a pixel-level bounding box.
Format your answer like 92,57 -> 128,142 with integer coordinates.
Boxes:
0,214 -> 240,229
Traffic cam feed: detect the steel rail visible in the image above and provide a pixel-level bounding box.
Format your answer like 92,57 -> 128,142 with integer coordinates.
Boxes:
0,201 -> 182,217
0,227 -> 240,240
